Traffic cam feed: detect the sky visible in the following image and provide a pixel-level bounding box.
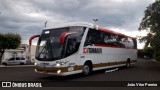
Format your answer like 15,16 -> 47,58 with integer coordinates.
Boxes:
0,0 -> 155,49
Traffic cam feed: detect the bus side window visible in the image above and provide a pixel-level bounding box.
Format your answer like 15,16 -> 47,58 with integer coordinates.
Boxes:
84,29 -> 104,46
84,29 -> 93,46
103,32 -> 128,47
123,37 -> 134,48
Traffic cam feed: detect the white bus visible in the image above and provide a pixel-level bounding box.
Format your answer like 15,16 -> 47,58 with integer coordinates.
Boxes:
34,22 -> 137,76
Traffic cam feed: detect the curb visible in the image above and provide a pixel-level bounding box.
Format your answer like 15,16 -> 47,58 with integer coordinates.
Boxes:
151,59 -> 160,63
0,65 -> 34,68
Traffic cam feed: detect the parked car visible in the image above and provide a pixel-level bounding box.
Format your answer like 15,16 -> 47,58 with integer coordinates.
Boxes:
2,57 -> 28,66
144,55 -> 149,59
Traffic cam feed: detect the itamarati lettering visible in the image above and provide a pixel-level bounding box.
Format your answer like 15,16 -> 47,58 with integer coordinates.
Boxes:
83,48 -> 102,53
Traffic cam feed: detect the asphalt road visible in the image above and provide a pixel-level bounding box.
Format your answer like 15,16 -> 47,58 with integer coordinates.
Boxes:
0,59 -> 160,89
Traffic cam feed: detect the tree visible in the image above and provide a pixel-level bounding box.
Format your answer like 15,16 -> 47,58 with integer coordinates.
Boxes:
143,47 -> 154,58
139,0 -> 160,61
138,49 -> 145,58
0,33 -> 21,64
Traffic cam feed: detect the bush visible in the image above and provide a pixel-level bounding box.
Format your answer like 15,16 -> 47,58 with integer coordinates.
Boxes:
138,49 -> 145,58
154,50 -> 160,61
143,47 -> 154,58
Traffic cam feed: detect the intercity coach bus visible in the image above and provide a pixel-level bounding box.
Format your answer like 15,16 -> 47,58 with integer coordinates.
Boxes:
34,22 -> 137,76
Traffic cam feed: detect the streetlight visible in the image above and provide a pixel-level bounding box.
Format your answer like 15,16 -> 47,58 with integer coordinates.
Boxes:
45,21 -> 48,27
93,19 -> 98,25
93,19 -> 98,22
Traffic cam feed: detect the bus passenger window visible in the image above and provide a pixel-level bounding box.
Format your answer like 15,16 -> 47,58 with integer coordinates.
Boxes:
84,29 -> 104,46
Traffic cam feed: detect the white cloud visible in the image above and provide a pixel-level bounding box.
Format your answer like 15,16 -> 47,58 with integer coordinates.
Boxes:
0,0 -> 155,49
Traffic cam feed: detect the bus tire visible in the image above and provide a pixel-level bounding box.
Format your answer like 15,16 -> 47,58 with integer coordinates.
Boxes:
82,62 -> 92,75
126,59 -> 130,68
2,63 -> 7,66
20,63 -> 24,65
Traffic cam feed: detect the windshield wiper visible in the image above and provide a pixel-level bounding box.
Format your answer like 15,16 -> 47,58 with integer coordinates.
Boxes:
37,45 -> 46,58
37,39 -> 52,59
37,40 -> 48,58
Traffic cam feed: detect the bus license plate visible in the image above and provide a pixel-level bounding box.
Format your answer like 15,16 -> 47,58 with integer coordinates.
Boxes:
40,62 -> 49,66
68,67 -> 74,71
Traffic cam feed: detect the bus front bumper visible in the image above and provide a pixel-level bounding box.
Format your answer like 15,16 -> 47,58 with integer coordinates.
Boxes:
34,66 -> 82,76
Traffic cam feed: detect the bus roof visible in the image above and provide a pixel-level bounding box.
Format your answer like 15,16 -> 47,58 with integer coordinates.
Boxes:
45,22 -> 96,29
45,22 -> 136,39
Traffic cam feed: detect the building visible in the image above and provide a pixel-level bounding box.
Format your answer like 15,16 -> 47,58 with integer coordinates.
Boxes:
2,49 -> 25,61
2,44 -> 36,64
26,45 -> 37,63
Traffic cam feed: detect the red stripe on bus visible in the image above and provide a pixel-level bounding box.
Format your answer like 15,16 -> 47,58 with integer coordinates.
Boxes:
93,44 -> 136,49
98,27 -> 135,39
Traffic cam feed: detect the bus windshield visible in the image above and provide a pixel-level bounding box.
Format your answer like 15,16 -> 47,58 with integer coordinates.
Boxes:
36,26 -> 85,61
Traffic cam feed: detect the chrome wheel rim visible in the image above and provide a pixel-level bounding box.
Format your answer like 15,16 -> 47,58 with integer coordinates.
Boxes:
83,65 -> 89,75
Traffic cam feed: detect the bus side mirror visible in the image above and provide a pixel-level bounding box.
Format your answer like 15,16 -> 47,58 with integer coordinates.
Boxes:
60,32 -> 77,45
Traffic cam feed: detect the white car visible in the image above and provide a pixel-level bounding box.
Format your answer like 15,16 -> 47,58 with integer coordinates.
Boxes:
2,57 -> 28,66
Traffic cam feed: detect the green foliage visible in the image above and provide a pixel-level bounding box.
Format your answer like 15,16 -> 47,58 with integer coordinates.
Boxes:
139,33 -> 153,47
0,33 -> 21,63
143,47 -> 154,58
0,33 -> 21,49
0,34 -> 5,52
3,33 -> 21,49
139,0 -> 160,61
138,47 -> 154,58
139,0 -> 160,32
154,49 -> 160,61
138,49 -> 145,58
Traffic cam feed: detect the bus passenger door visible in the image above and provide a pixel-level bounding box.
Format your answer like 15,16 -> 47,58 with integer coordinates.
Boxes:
65,36 -> 78,71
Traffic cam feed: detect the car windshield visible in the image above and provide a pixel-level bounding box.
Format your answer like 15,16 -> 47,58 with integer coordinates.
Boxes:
36,26 -> 85,61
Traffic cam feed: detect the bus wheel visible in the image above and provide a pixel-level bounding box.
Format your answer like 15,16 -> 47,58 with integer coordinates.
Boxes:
20,63 -> 24,65
82,62 -> 92,75
126,60 -> 130,68
2,63 -> 7,66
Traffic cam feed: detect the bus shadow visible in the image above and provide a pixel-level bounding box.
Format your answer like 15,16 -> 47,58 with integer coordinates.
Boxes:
39,73 -> 84,81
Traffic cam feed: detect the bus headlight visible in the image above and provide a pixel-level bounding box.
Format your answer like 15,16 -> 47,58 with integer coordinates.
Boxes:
56,63 -> 60,67
57,70 -> 61,73
34,63 -> 37,66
